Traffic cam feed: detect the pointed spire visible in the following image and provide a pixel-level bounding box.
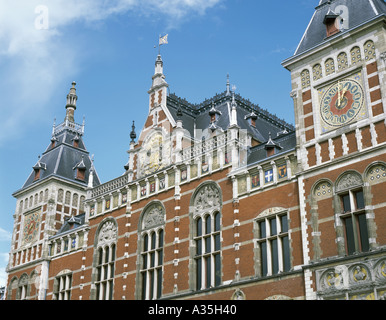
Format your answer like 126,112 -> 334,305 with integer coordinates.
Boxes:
65,81 -> 78,123
130,121 -> 136,143
230,85 -> 238,127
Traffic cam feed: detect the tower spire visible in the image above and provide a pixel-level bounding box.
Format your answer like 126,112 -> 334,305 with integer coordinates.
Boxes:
65,81 -> 78,123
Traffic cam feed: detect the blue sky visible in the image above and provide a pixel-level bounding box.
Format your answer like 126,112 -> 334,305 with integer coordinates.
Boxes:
0,0 -> 317,287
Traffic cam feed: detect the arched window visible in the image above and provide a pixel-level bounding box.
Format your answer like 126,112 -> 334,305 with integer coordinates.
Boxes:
138,202 -> 165,300
53,270 -> 73,300
364,40 -> 376,61
312,64 -> 323,81
194,212 -> 221,290
17,274 -> 29,300
325,58 -> 335,76
93,219 -> 117,300
350,46 -> 362,65
191,183 -> 222,291
301,69 -> 311,89
337,52 -> 348,71
255,208 -> 290,277
335,172 -> 369,255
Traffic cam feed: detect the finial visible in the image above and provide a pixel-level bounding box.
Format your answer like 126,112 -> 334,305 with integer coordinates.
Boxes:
65,81 -> 78,123
52,118 -> 56,136
130,121 -> 136,143
176,104 -> 183,120
231,85 -> 237,106
226,74 -> 230,96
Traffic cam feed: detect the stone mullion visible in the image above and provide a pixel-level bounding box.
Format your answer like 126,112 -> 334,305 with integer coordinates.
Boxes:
173,195 -> 181,294
233,199 -> 241,281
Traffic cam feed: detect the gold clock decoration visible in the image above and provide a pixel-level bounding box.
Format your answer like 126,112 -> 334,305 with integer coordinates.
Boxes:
140,133 -> 165,176
319,72 -> 367,133
23,211 -> 40,244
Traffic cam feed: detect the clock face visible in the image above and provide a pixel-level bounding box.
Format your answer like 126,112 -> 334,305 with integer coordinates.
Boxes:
319,75 -> 366,132
23,211 -> 40,244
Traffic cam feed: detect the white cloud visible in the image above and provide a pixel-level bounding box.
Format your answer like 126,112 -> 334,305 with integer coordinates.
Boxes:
0,228 -> 11,242
0,0 -> 222,145
0,253 -> 9,287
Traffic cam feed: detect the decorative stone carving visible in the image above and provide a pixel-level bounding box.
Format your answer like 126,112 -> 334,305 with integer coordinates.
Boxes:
257,207 -> 287,219
367,164 -> 386,185
97,221 -> 117,247
316,257 -> 386,300
336,172 -> 362,192
351,265 -> 370,284
314,181 -> 332,200
193,184 -> 221,214
232,289 -> 246,300
265,294 -> 291,300
143,203 -> 165,229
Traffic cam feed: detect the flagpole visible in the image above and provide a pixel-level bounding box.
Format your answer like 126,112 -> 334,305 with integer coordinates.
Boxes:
158,34 -> 161,55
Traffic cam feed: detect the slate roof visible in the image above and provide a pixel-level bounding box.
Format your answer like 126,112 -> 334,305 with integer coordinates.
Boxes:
19,124 -> 101,191
294,0 -> 386,56
54,213 -> 86,236
166,91 -> 295,144
247,131 -> 296,165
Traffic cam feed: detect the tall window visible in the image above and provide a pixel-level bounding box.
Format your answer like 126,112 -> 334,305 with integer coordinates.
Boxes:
256,212 -> 290,277
18,274 -> 29,300
335,172 -> 369,256
140,229 -> 164,300
54,272 -> 72,300
94,220 -> 117,300
138,202 -> 165,300
95,244 -> 116,300
194,212 -> 221,290
191,183 -> 222,291
339,189 -> 369,255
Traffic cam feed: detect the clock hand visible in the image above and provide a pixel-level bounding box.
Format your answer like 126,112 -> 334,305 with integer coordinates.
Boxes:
340,88 -> 348,103
337,82 -> 341,107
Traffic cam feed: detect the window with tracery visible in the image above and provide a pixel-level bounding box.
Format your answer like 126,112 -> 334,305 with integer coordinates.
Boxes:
138,202 -> 165,300
337,52 -> 348,71
301,69 -> 310,89
94,220 -> 117,300
335,172 -> 369,255
53,271 -> 73,300
325,58 -> 335,76
194,212 -> 221,290
350,46 -> 362,65
364,40 -> 376,61
313,64 -> 323,81
255,209 -> 290,277
191,183 -> 222,291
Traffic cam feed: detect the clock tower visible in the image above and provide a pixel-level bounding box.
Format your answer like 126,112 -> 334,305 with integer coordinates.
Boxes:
282,0 -> 386,300
6,82 -> 100,300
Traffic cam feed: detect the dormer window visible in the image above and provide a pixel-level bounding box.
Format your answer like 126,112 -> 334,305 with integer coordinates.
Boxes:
209,103 -> 221,123
74,156 -> 86,181
33,156 -> 46,181
51,137 -> 57,149
34,168 -> 41,181
265,133 -> 282,157
245,112 -> 258,127
76,168 -> 86,181
72,134 -> 80,148
323,9 -> 340,37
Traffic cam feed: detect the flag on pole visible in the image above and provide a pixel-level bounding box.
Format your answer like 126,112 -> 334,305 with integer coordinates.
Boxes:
159,34 -> 168,46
